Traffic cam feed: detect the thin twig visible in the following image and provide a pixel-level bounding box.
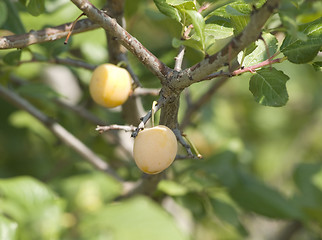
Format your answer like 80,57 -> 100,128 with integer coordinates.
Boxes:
96,124 -> 136,133
70,0 -> 170,82
172,128 -> 194,157
232,57 -> 285,75
131,96 -> 167,138
174,0 -> 282,88
0,19 -> 99,49
174,45 -> 186,71
0,84 -> 122,181
175,154 -> 201,160
200,57 -> 285,81
19,57 -> 97,71
132,88 -> 160,97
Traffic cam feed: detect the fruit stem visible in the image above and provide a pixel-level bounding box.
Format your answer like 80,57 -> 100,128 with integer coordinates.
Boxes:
64,13 -> 85,45
183,134 -> 203,159
151,101 -> 157,127
116,61 -> 127,68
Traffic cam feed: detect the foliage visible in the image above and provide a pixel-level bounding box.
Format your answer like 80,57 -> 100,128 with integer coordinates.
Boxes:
0,0 -> 322,239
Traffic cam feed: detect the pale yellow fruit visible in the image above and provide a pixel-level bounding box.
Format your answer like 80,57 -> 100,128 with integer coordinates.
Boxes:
133,125 -> 178,174
89,64 -> 132,108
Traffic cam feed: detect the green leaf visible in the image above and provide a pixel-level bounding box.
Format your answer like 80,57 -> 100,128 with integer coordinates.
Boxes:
281,17 -> 322,63
204,23 -> 234,54
0,177 -> 64,240
293,163 -> 322,206
0,1 -> 8,27
153,0 -> 182,22
238,33 -> 278,67
210,198 -> 240,227
59,173 -> 123,212
249,68 -> 290,107
80,196 -> 188,240
0,177 -> 57,207
230,15 -> 249,35
293,163 -> 322,224
172,37 -> 203,51
229,173 -> 302,219
3,0 -> 25,34
0,216 -> 17,240
226,5 -> 247,16
3,51 -> 21,66
184,10 -> 205,50
16,83 -> 61,100
9,111 -> 55,143
158,180 -> 188,196
20,0 -> 45,16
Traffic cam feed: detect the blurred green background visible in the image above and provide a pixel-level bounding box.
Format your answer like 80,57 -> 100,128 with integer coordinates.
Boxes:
1,0 -> 322,239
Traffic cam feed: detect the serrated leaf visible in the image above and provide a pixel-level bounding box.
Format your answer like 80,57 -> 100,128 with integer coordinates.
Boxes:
3,50 -> 21,65
238,33 -> 278,66
185,10 -> 205,50
204,23 -> 234,54
249,68 -> 289,107
281,17 -> 322,64
230,15 -> 249,35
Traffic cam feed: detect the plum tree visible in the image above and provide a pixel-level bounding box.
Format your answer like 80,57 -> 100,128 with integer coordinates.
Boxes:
89,63 -> 132,108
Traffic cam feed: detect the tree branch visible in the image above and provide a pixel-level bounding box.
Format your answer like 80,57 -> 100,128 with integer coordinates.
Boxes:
0,84 -> 122,181
19,57 -> 97,70
0,19 -> 99,49
173,0 -> 281,89
96,124 -> 136,133
70,0 -> 171,82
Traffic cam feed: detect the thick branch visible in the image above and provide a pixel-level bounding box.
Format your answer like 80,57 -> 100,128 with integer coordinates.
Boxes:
70,0 -> 170,82
0,85 -> 121,181
0,19 -> 99,49
174,0 -> 281,89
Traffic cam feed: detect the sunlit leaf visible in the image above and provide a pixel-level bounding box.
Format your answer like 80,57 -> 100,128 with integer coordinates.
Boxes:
184,10 -> 205,50
80,196 -> 188,240
0,216 -> 17,240
249,68 -> 289,107
153,0 -> 182,22
238,33 -> 278,66
158,180 -> 188,196
204,23 -> 234,54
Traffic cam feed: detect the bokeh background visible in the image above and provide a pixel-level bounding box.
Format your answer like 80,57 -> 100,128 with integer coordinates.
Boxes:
1,0 -> 322,239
